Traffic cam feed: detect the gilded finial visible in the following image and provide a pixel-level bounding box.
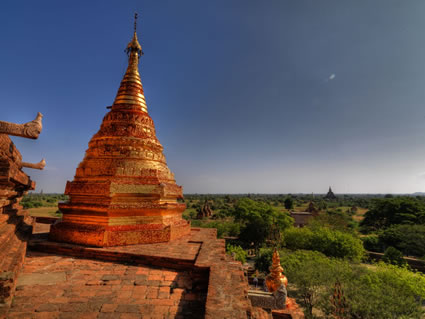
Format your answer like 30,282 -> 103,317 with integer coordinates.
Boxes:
112,14 -> 147,112
265,248 -> 288,293
126,12 -> 142,55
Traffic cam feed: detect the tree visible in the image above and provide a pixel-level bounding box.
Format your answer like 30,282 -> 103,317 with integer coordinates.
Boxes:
284,197 -> 294,210
362,234 -> 383,252
233,198 -> 293,249
283,227 -> 365,262
382,246 -> 407,267
341,263 -> 425,319
254,247 -> 273,273
307,209 -> 354,233
280,251 -> 425,319
361,197 -> 425,232
194,220 -> 241,239
379,224 -> 425,257
317,200 -> 328,210
283,227 -> 314,251
226,244 -> 247,264
280,250 -> 349,318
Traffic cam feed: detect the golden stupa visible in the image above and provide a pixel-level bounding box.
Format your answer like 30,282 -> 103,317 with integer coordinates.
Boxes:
266,248 -> 288,292
50,15 -> 190,246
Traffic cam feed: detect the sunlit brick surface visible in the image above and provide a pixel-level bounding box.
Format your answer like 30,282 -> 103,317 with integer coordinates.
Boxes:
7,252 -> 205,319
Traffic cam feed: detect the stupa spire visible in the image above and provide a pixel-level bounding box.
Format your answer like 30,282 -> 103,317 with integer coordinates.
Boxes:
265,248 -> 288,292
113,12 -> 147,113
50,16 -> 190,247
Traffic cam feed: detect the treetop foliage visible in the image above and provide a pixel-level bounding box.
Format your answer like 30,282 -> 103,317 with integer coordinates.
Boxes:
361,197 -> 425,231
256,249 -> 425,319
283,226 -> 365,262
233,198 -> 293,248
379,224 -> 425,257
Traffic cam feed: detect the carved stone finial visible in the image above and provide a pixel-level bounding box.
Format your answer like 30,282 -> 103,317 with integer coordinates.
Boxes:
266,248 -> 288,293
21,158 -> 46,170
0,112 -> 43,139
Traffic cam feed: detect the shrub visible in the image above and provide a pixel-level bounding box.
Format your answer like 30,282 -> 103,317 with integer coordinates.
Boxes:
379,224 -> 425,257
362,234 -> 384,252
226,245 -> 247,264
283,227 -> 364,261
33,202 -> 43,208
254,247 -> 273,273
283,227 -> 313,250
22,202 -> 34,209
284,197 -> 294,210
275,250 -> 425,318
342,263 -> 425,319
361,197 -> 425,232
382,246 -> 407,267
280,250 -> 351,318
233,198 -> 293,248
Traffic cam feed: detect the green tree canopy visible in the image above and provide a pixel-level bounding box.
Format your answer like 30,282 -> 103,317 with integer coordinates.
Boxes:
280,250 -> 349,317
342,263 -> 425,319
361,197 -> 425,232
379,224 -> 425,257
233,198 -> 293,248
258,250 -> 425,319
382,246 -> 407,267
283,227 -> 364,262
283,197 -> 294,210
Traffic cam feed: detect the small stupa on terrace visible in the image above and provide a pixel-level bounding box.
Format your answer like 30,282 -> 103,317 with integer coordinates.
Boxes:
50,15 -> 190,247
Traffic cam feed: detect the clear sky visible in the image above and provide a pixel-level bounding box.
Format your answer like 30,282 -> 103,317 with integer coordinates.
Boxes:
2,0 -> 425,194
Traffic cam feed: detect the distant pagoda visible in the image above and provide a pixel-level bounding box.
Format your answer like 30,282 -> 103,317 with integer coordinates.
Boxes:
50,15 -> 190,246
324,186 -> 337,200
196,200 -> 213,219
306,201 -> 319,216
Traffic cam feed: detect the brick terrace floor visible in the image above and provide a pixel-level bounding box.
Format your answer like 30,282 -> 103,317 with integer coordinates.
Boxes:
6,251 -> 205,319
6,223 -> 256,319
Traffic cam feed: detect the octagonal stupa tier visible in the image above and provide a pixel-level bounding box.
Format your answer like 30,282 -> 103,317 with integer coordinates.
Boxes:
50,20 -> 190,247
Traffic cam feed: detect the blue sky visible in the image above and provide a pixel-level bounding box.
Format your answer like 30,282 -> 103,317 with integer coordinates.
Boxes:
2,0 -> 425,194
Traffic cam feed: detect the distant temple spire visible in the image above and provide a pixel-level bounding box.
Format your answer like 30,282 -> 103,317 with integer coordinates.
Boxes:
325,186 -> 337,200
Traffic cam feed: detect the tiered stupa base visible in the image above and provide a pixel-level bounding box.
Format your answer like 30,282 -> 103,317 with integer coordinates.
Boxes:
50,219 -> 190,247
50,202 -> 191,247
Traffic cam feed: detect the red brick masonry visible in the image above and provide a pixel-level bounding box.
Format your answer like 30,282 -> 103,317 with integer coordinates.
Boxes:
8,252 -> 204,319
5,225 -> 268,319
0,134 -> 36,314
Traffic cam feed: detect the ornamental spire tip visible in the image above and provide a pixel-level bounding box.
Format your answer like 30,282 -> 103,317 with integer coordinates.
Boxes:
126,12 -> 142,55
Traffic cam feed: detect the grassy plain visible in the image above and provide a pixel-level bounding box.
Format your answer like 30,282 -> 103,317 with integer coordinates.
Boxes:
27,206 -> 60,217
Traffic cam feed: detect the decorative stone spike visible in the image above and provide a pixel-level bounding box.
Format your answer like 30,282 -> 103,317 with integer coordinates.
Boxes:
49,17 -> 190,247
0,112 -> 43,139
21,159 -> 46,170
